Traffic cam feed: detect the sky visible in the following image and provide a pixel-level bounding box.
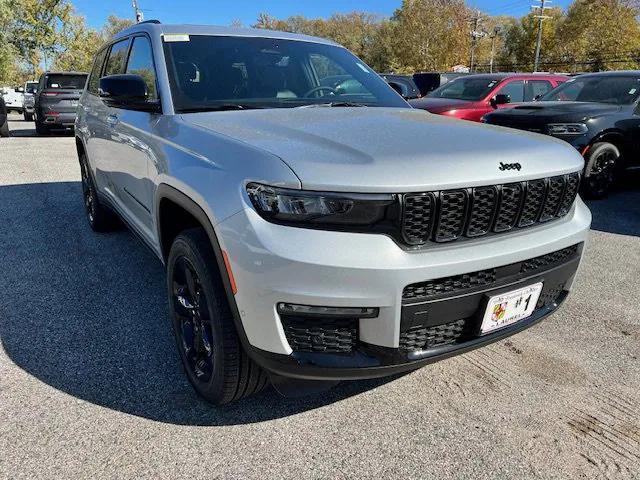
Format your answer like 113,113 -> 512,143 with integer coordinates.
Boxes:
73,0 -> 574,29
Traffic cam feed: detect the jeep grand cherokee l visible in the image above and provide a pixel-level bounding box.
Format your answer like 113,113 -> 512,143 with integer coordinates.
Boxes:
75,22 -> 591,405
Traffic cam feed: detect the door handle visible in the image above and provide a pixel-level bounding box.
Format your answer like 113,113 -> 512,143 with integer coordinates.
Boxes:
106,114 -> 119,127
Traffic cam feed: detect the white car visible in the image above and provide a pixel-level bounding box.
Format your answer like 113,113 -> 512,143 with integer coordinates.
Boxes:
0,86 -> 24,113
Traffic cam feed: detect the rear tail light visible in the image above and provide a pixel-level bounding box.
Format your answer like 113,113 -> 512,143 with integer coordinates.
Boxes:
42,92 -> 58,97
47,112 -> 60,116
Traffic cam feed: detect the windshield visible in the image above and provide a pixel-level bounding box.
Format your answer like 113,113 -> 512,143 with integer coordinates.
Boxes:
540,75 -> 640,105
428,77 -> 500,101
162,35 -> 408,112
45,74 -> 87,90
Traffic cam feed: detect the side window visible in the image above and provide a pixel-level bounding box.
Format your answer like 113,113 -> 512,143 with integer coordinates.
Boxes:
126,36 -> 158,99
104,39 -> 131,77
498,80 -> 525,103
88,48 -> 108,94
526,80 -> 553,101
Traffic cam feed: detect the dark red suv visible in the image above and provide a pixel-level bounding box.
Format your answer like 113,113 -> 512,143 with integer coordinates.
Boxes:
409,73 -> 567,122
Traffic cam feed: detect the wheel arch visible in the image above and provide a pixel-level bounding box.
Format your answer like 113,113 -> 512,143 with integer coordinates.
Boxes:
155,183 -> 259,362
586,129 -> 629,159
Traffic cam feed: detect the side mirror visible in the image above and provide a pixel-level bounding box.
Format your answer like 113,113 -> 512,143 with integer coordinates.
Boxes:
490,93 -> 511,108
99,74 -> 160,112
15,87 -> 25,93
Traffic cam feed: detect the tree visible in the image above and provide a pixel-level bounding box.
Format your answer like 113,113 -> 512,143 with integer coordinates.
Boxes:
497,7 -> 564,71
556,0 -> 640,71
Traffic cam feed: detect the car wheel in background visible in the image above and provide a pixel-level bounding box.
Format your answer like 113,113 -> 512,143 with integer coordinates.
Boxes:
0,120 -> 9,137
79,153 -> 118,232
167,228 -> 268,405
582,142 -> 619,199
24,112 -> 34,122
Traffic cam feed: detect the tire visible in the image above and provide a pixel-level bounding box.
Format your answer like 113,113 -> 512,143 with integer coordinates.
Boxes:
24,112 -> 33,122
582,142 -> 619,199
167,228 -> 268,405
0,120 -> 9,137
35,118 -> 49,135
79,153 -> 118,232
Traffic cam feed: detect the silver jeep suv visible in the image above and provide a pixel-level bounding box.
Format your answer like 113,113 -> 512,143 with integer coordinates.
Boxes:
75,21 -> 591,405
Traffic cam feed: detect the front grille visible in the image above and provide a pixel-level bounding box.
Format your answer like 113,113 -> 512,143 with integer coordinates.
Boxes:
403,243 -> 580,301
521,244 -> 578,273
281,316 -> 357,353
403,269 -> 496,301
399,319 -> 466,352
401,173 -> 580,246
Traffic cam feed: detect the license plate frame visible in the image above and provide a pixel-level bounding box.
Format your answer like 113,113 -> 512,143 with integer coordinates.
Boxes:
480,283 -> 543,335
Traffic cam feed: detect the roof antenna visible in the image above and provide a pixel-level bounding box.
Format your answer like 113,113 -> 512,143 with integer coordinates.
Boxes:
132,0 -> 144,23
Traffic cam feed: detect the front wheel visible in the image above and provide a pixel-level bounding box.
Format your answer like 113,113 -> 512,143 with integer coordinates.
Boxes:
582,142 -> 619,199
167,228 -> 268,405
24,112 -> 33,122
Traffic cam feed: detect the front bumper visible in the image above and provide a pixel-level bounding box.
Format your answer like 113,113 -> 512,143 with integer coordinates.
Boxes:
217,198 -> 591,379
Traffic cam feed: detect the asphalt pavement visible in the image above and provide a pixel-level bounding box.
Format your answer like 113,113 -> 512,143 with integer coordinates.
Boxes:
1,113 -> 639,479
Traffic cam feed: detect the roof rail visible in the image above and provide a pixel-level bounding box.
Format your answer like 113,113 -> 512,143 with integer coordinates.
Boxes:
137,19 -> 161,25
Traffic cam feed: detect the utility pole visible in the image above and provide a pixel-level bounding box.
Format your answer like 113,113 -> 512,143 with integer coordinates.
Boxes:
489,26 -> 502,73
132,0 -> 144,23
469,10 -> 485,73
532,0 -> 552,72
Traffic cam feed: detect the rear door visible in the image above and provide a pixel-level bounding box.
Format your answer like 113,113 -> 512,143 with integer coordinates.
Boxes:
38,73 -> 87,122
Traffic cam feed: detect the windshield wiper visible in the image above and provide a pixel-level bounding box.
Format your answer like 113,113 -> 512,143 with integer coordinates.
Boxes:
180,104 -> 263,113
298,101 -> 367,108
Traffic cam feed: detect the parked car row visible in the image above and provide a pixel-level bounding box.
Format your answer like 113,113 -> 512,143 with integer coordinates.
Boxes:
382,70 -> 639,198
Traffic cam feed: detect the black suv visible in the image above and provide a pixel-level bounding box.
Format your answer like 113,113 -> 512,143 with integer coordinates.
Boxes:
34,71 -> 88,135
483,71 -> 640,198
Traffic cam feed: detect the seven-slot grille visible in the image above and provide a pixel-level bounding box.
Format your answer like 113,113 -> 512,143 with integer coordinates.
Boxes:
401,173 -> 580,246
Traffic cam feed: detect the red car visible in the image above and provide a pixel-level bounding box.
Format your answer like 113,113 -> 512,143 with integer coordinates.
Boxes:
409,73 -> 567,122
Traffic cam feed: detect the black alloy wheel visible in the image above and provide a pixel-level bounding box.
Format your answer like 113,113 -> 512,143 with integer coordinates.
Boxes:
172,256 -> 215,382
583,142 -> 619,199
167,228 -> 268,405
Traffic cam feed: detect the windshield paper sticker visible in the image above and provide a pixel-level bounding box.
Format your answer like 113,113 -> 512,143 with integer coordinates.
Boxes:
163,34 -> 190,42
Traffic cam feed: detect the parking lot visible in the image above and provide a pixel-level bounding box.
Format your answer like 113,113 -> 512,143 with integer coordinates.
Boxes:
0,112 -> 639,479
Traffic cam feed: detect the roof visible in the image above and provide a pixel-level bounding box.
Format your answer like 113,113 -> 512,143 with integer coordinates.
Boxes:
577,70 -> 640,77
114,22 -> 341,47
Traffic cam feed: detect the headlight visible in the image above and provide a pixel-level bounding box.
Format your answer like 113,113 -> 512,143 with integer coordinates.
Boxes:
547,123 -> 588,136
246,183 -> 397,228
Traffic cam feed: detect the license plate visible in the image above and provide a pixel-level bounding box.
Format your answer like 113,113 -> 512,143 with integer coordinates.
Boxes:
480,283 -> 543,334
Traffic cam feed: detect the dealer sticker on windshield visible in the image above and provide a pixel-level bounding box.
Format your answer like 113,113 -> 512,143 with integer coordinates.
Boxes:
163,34 -> 190,42
480,283 -> 543,335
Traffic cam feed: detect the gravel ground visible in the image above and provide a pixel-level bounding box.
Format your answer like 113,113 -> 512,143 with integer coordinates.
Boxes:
1,113 -> 639,479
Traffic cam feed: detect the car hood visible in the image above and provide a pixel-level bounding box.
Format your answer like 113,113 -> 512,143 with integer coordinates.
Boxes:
183,107 -> 583,193
486,101 -> 622,123
409,97 -> 473,113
